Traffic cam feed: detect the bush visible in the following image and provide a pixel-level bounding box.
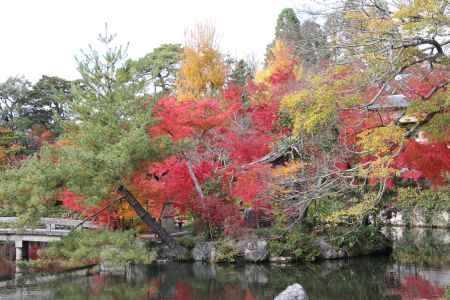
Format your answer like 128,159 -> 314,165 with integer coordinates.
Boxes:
330,224 -> 384,250
176,235 -> 198,250
268,229 -> 320,262
215,239 -> 240,263
35,229 -> 156,267
443,286 -> 450,300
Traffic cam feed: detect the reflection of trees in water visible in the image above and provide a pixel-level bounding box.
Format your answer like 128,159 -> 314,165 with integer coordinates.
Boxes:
0,242 -> 15,261
1,257 -> 450,300
393,228 -> 450,267
0,256 -> 14,280
146,260 -> 392,300
391,275 -> 445,299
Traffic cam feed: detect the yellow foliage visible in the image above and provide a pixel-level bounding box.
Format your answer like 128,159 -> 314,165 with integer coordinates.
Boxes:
325,195 -> 376,225
272,161 -> 303,177
394,0 -> 450,32
255,40 -> 302,84
356,125 -> 405,179
281,79 -> 337,135
357,124 -> 405,155
176,22 -> 225,101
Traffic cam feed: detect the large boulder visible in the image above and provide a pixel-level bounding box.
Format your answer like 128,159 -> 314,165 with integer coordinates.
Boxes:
237,239 -> 268,262
431,211 -> 450,228
411,207 -> 427,227
316,230 -> 392,260
192,242 -> 216,262
316,238 -> 346,259
274,283 -> 308,300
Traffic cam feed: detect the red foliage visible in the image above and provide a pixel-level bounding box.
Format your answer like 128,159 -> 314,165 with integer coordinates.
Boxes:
60,189 -> 115,224
149,97 -> 238,140
395,140 -> 450,185
230,164 -> 272,205
139,82 -> 285,233
175,281 -> 193,300
222,84 -> 243,101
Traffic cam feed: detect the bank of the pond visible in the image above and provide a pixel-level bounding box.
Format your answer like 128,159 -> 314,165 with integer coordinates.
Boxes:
1,256 -> 450,300
1,225 -> 449,292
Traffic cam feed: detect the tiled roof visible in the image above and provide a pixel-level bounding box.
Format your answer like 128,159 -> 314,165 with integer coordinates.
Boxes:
368,95 -> 409,110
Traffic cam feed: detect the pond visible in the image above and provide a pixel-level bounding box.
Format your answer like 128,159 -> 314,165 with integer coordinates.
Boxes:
0,228 -> 449,300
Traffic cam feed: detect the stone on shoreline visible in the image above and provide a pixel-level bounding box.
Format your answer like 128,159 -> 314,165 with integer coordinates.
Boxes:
274,283 -> 308,300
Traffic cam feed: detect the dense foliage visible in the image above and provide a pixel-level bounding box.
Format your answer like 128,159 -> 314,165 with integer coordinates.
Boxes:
0,1 -> 448,263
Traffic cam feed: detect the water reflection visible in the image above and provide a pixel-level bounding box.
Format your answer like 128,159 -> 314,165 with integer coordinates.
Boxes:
1,227 -> 449,299
0,257 -> 449,300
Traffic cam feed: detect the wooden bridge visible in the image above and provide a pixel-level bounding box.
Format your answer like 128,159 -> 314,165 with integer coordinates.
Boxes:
0,217 -> 102,260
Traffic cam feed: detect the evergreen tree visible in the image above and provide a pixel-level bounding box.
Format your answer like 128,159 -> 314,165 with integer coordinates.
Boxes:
130,44 -> 182,96
0,28 -> 187,257
275,8 -> 302,42
267,8 -> 330,67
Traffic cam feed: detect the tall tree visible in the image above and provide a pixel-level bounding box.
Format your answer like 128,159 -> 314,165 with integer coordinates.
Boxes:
24,75 -> 73,133
131,44 -> 182,96
275,8 -> 302,42
0,29 -> 187,257
0,77 -> 31,131
276,0 -> 450,224
176,22 -> 225,100
224,56 -> 256,86
268,8 -> 330,67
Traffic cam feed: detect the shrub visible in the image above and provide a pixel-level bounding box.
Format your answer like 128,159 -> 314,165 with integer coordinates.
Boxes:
215,239 -> 240,263
268,229 -> 320,262
36,229 -> 156,267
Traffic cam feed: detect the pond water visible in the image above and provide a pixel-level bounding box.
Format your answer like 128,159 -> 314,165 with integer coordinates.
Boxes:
0,228 -> 449,300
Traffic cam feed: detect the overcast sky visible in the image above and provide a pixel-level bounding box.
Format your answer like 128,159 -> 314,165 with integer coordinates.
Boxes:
0,0 -> 297,82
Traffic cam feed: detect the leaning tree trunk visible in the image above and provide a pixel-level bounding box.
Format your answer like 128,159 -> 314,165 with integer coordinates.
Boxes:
117,185 -> 188,259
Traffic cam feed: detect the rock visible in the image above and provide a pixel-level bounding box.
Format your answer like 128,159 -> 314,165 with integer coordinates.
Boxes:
274,283 -> 308,300
158,244 -> 190,261
382,226 -> 405,241
390,211 -> 405,226
269,256 -> 293,263
192,242 -> 216,262
316,238 -> 346,259
237,239 -> 268,262
100,262 -> 130,275
348,231 -> 393,257
411,207 -> 427,227
431,211 -> 450,228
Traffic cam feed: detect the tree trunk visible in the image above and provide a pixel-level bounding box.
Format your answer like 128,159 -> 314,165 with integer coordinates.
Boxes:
186,159 -> 204,199
117,185 -> 188,259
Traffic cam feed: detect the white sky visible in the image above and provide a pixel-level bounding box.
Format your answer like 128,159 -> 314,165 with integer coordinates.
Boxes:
0,0 -> 297,82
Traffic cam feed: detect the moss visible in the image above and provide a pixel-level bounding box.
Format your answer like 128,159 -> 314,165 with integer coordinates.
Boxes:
268,228 -> 320,262
327,225 -> 390,256
215,239 -> 240,263
176,235 -> 198,250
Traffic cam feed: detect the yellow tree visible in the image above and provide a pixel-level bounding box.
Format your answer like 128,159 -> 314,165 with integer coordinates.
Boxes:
176,22 -> 225,100
255,39 -> 302,85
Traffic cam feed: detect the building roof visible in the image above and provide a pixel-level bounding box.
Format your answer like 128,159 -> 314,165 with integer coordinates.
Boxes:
368,95 -> 409,110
